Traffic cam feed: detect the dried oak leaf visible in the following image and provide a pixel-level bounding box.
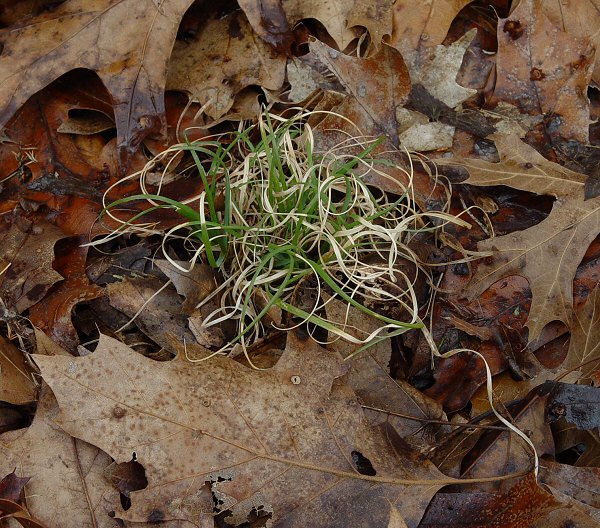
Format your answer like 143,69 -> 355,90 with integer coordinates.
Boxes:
388,0 -> 472,75
494,0 -> 595,142
419,472 -> 561,528
309,39 -> 410,144
0,386 -> 119,528
0,221 -> 65,313
29,239 -> 103,353
35,330 -> 450,528
0,336 -> 36,405
324,298 -> 449,450
562,284 -> 600,382
167,8 -> 286,121
239,0 -> 393,51
542,0 -> 600,86
0,0 -> 195,164
0,470 -> 30,502
440,133 -> 596,343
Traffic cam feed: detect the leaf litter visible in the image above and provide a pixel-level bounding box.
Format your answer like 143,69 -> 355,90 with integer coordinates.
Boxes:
0,0 -> 599,527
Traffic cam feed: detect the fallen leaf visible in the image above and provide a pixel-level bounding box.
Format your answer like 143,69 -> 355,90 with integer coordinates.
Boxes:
562,284 -> 600,382
494,0 -> 595,142
309,39 -> 410,144
542,0 -> 600,86
418,472 -> 560,528
35,330 -> 450,527
167,8 -> 286,121
388,503 -> 409,528
539,460 -> 600,509
239,0 -> 393,51
107,276 -> 197,352
389,0 -> 472,75
0,336 -> 37,404
440,134 -> 597,342
458,394 -> 553,491
29,239 -> 103,353
155,260 -> 218,315
411,29 -> 477,109
0,220 -> 65,314
544,381 -> 600,430
0,386 -> 119,528
0,470 -> 30,501
0,0 -> 196,164
325,298 -> 450,450
57,110 -> 115,136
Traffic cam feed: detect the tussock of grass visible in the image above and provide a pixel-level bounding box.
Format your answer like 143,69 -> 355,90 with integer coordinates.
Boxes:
91,110 -> 471,366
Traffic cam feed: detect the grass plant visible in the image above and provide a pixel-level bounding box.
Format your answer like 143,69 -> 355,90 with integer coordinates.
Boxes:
91,110 -> 471,366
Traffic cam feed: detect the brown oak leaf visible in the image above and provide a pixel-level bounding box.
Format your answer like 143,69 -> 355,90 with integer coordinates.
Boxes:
34,330 -> 455,527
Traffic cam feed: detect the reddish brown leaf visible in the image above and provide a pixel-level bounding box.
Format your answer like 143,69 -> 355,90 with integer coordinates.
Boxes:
494,0 -> 595,142
418,472 -> 560,527
0,470 -> 30,502
29,239 -> 103,353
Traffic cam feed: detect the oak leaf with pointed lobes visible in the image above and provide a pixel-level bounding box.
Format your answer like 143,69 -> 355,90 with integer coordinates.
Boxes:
439,134 -> 598,343
309,39 -> 411,144
542,0 -> 600,86
388,0 -> 472,76
238,0 -> 393,52
0,386 -> 119,528
166,8 -> 286,121
494,0 -> 595,142
34,330 -> 453,527
0,221 -> 65,314
0,0 -> 195,167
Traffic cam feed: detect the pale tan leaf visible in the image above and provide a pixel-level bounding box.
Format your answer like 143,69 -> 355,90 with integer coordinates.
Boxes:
389,0 -> 472,74
562,286 -> 600,382
35,331 -> 449,527
0,336 -> 36,405
542,0 -> 600,85
167,9 -> 286,120
441,135 -> 598,342
388,504 -> 409,528
0,387 -> 118,528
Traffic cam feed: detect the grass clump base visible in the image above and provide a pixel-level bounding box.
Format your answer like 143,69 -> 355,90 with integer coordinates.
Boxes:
92,110 -> 469,366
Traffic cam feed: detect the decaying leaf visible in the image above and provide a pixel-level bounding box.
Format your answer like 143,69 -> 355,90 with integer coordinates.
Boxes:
542,0 -> 600,86
544,381 -> 600,430
0,336 -> 36,405
419,472 -> 560,528
562,284 -> 600,382
155,260 -> 218,316
239,0 -> 393,51
0,0 -> 196,164
494,0 -> 595,142
107,276 -> 197,351
0,387 -> 118,528
0,470 -> 30,502
389,0 -> 472,75
0,221 -> 65,314
309,39 -> 411,144
441,134 -> 598,342
325,298 -> 449,449
35,330 -> 450,527
29,240 -> 103,353
167,8 -> 286,121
